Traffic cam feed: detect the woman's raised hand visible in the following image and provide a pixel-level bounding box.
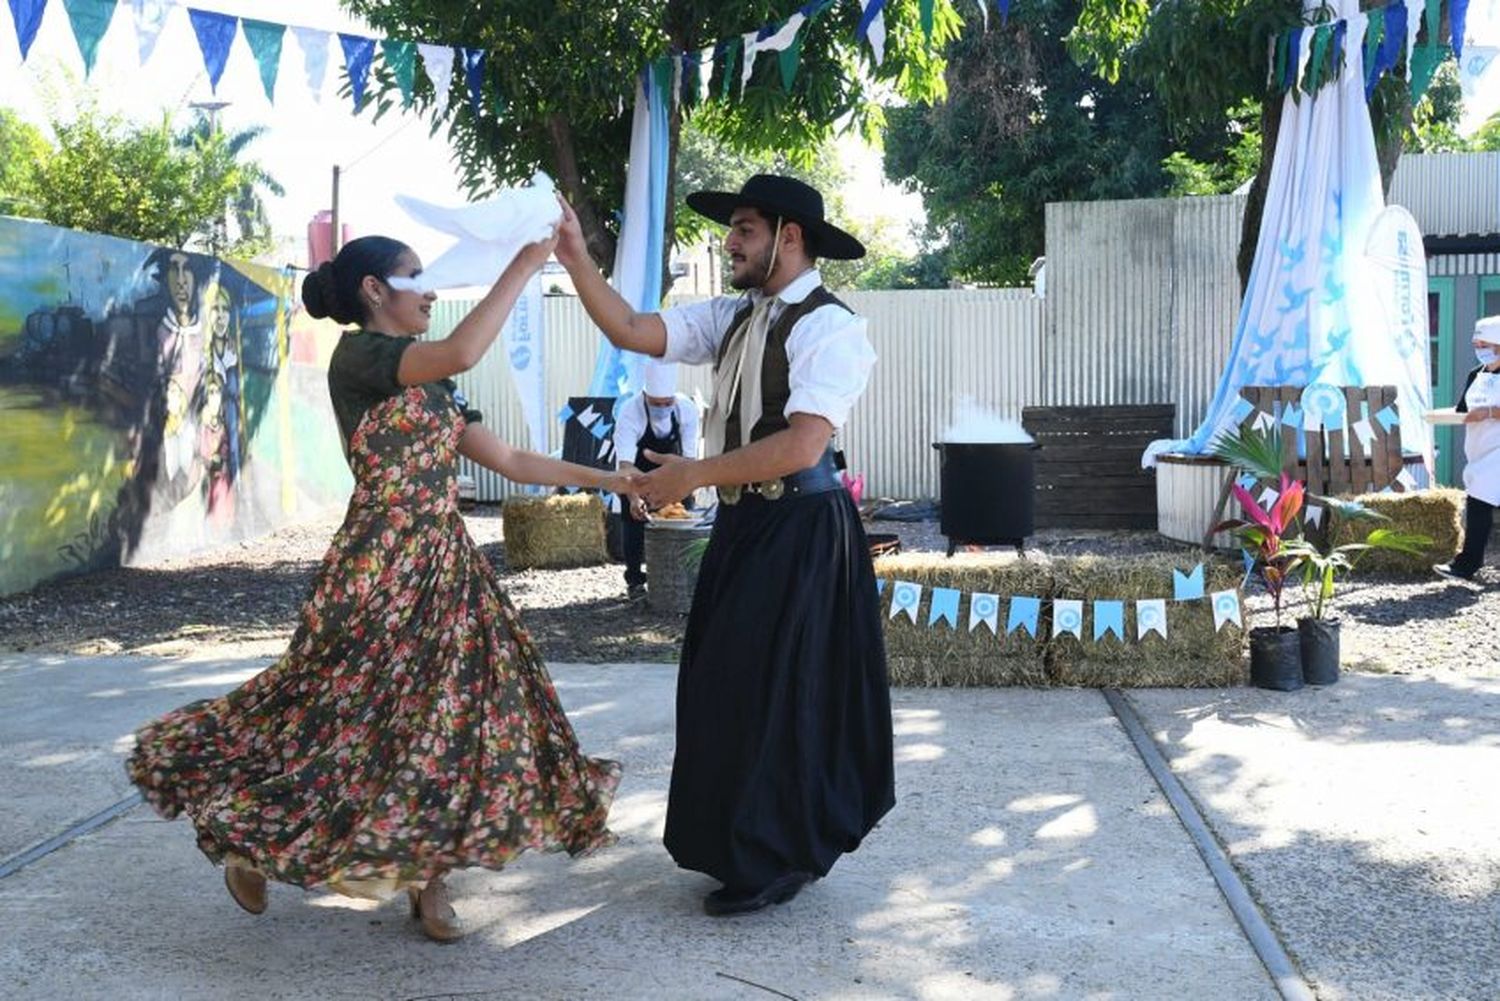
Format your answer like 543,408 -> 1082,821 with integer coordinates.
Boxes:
554,195 -> 588,269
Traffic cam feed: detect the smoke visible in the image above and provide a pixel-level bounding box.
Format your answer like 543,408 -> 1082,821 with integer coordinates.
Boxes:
940,396 -> 1033,444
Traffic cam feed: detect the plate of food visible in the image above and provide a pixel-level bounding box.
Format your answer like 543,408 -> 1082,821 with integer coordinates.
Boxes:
1424,408 -> 1468,425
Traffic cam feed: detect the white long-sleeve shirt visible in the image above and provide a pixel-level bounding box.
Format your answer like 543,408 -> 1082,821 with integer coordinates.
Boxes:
612,391 -> 699,467
658,269 -> 876,433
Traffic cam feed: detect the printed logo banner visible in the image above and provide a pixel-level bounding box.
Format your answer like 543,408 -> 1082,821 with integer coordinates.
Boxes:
501,275 -> 546,452
1053,599 -> 1084,639
1136,599 -> 1167,640
969,591 -> 999,634
1211,590 -> 1243,631
890,581 -> 921,623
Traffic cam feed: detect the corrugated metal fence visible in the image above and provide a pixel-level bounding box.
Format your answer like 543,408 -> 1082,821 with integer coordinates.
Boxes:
437,288 -> 1044,502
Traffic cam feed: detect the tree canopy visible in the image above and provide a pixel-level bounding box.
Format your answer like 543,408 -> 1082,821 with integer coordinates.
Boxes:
342,0 -> 961,281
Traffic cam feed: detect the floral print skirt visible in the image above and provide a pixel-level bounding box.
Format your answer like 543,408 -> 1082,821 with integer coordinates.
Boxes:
127,387 -> 620,893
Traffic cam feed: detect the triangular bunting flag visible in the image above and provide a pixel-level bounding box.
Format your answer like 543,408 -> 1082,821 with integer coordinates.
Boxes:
1452,0 -> 1470,60
968,592 -> 999,634
1173,565 -> 1205,601
740,29 -> 758,88
1053,599 -> 1084,640
8,0 -> 46,60
1306,504 -> 1324,528
339,33 -> 376,110
131,0 -> 169,66
1093,601 -> 1124,642
920,0 -> 935,38
1007,596 -> 1040,637
996,0 -> 1011,26
63,0 -> 116,76
857,0 -> 887,65
976,0 -> 988,31
242,19 -> 285,103
720,37 -> 740,99
1375,405 -> 1400,431
1211,590 -> 1243,631
188,9 -> 238,93
928,587 -> 960,629
778,34 -> 802,91
1136,599 -> 1167,640
292,26 -> 330,103
416,43 -> 454,117
889,581 -> 921,623
462,47 -> 486,117
875,578 -> 886,596
381,40 -> 416,108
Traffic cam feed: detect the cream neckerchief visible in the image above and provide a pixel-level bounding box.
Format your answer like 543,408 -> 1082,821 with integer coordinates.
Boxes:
704,295 -> 775,457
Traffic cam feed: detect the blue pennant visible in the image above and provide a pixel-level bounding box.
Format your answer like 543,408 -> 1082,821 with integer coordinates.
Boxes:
855,0 -> 886,41
1375,405 -> 1400,432
557,404 -> 576,423
1093,601 -> 1124,641
8,0 -> 46,60
188,9 -> 238,93
928,588 -> 960,629
1007,596 -> 1040,637
463,47 -> 486,118
339,33 -> 376,110
1173,565 -> 1205,601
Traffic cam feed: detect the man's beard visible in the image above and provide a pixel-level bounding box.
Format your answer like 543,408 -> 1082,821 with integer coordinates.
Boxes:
729,244 -> 774,290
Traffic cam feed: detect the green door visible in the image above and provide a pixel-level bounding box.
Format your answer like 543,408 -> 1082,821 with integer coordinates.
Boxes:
1479,276 -> 1500,320
1430,277 -> 1456,485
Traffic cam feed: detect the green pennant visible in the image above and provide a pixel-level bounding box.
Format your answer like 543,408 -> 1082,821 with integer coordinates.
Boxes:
1409,42 -> 1443,101
1363,7 -> 1385,77
778,35 -> 803,91
382,40 -> 417,107
242,20 -> 285,103
652,54 -> 674,107
62,0 -> 117,76
920,0 -> 935,40
1306,25 -> 1332,93
722,38 -> 740,100
1274,31 -> 1290,93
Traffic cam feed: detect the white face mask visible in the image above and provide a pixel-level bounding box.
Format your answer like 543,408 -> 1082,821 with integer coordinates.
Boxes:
648,403 -> 675,423
1478,344 -> 1500,367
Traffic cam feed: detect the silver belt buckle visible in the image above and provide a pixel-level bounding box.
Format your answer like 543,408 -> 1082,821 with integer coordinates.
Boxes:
719,484 -> 743,505
759,478 -> 785,501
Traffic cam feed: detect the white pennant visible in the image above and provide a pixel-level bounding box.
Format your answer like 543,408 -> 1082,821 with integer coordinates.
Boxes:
867,9 -> 887,65
1405,6 -> 1422,81
968,592 -> 999,634
1306,504 -> 1324,528
1396,467 -> 1420,491
1053,599 -> 1084,639
1258,486 -> 1280,509
1136,599 -> 1167,640
292,27 -> 331,103
1253,409 -> 1277,432
1295,27 -> 1314,92
976,0 -> 989,30
1351,417 -> 1375,450
889,581 -> 922,624
131,0 -> 170,66
418,44 -> 455,118
1211,590 -> 1243,631
757,13 -> 805,52
741,30 -> 759,88
697,47 -> 714,97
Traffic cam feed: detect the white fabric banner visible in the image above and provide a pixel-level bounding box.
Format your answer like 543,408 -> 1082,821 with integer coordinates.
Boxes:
1364,205 -> 1435,479
501,274 -> 546,452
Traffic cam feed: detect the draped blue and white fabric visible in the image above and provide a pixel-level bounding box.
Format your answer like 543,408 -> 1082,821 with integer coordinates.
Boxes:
586,62 -> 672,399
1146,0 -> 1433,478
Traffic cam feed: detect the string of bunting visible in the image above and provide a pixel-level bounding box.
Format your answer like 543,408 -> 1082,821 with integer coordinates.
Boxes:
1268,0 -> 1467,103
1214,394 -> 1420,525
5,0 -> 1017,118
874,564 -> 1244,641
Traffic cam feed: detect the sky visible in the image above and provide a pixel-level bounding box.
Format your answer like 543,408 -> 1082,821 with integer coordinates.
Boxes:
0,0 -> 925,270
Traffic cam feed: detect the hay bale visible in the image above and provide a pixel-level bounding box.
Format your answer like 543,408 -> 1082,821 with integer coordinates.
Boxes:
501,494 -> 607,570
1046,555 -> 1246,688
1327,488 -> 1463,575
874,552 -> 1051,687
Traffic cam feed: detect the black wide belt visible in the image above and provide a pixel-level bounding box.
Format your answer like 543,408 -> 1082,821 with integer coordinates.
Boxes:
718,450 -> 843,505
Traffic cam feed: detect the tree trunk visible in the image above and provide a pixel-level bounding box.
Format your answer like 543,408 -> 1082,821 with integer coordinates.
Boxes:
546,112 -> 616,274
1237,95 -> 1284,294
661,96 -> 684,299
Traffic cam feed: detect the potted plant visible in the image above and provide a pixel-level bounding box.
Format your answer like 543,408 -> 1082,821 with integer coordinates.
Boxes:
1281,500 -> 1430,685
1213,472 -> 1307,691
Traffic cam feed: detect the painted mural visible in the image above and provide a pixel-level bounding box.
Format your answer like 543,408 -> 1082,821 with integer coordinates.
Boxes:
0,216 -> 351,597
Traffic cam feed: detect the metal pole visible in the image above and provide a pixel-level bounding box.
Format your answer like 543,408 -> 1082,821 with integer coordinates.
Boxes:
331,164 -> 342,256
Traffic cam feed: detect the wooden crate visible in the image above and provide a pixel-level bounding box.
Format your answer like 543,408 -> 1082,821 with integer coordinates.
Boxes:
1022,404 -> 1175,530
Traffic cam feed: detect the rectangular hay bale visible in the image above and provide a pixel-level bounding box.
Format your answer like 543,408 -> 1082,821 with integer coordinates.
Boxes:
1327,488 -> 1463,576
874,553 -> 1051,687
502,494 -> 607,570
1045,555 -> 1246,688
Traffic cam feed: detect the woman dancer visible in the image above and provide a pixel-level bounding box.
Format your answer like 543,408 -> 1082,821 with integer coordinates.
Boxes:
128,231 -> 628,941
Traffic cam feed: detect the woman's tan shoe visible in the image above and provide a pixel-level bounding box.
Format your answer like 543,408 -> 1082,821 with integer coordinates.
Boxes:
407,877 -> 464,942
224,864 -> 268,915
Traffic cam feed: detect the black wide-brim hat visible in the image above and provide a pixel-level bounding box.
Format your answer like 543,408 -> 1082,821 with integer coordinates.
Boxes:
686,174 -> 866,260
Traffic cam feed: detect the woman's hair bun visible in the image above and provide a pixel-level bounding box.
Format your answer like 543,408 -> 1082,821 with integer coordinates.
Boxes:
301,261 -> 340,320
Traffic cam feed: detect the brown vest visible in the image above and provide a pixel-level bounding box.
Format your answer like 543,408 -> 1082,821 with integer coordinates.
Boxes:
715,286 -> 851,452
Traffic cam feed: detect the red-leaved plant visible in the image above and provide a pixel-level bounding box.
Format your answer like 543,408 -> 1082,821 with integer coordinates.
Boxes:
1213,473 -> 1306,628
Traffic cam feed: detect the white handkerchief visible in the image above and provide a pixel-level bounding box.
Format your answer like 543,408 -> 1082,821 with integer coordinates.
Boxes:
390,172 -> 562,292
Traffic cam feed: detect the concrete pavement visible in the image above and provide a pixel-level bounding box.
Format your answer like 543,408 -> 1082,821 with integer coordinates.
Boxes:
1,651 -> 1493,999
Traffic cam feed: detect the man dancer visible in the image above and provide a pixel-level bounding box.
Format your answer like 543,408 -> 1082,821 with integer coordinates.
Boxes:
556,175 -> 894,916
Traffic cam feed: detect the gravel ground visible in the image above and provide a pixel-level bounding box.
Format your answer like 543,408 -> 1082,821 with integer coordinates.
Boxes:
1,504 -> 1496,674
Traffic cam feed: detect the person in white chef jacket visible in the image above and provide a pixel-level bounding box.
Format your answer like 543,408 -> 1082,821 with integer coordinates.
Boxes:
1435,315 -> 1500,581
613,360 -> 699,599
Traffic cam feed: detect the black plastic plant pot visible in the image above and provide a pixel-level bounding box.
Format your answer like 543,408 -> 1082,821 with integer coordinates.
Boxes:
1249,625 -> 1303,691
1298,617 -> 1340,686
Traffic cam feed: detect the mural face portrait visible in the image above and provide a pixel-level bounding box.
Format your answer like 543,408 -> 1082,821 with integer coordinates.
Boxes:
167,252 -> 198,326
207,285 -> 233,355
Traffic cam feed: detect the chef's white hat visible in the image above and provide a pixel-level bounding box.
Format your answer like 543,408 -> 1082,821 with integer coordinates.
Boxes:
643,360 -> 677,397
1475,315 -> 1500,343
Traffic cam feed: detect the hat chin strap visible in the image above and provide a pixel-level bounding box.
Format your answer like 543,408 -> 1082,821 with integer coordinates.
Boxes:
759,217 -> 784,288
